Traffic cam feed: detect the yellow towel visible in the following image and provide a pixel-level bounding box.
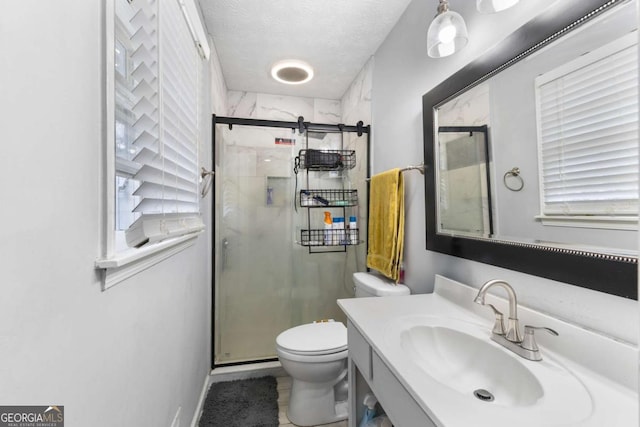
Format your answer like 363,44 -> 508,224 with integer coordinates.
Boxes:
367,168 -> 404,282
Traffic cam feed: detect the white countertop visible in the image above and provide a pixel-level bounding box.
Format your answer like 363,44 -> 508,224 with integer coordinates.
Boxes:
338,275 -> 638,427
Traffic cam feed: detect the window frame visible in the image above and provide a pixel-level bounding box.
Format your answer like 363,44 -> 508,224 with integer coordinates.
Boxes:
97,0 -> 210,290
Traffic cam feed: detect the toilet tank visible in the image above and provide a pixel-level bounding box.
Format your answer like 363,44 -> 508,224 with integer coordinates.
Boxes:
353,272 -> 410,297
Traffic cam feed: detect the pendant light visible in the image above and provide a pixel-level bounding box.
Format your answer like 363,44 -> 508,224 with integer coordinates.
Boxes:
427,0 -> 468,58
476,0 -> 519,14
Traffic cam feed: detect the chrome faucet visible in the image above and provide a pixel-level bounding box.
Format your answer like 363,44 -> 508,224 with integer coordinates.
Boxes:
474,279 -> 522,342
474,279 -> 558,361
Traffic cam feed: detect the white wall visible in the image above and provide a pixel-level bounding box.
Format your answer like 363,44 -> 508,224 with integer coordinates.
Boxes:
371,0 -> 639,344
0,2 -> 219,426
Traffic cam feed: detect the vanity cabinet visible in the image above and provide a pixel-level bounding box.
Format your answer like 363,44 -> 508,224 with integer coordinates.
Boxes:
347,320 -> 437,427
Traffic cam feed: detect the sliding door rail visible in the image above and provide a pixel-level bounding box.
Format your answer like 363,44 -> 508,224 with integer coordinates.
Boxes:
213,115 -> 369,136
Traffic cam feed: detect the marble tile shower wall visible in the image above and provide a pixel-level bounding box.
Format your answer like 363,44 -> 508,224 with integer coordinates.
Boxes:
227,91 -> 342,124
341,58 -> 373,279
341,57 -> 373,128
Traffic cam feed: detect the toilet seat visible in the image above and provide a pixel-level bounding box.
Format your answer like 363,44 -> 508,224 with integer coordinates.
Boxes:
276,322 -> 347,356
276,346 -> 348,363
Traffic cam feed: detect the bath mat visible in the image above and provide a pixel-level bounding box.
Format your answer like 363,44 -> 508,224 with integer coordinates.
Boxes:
199,376 -> 279,427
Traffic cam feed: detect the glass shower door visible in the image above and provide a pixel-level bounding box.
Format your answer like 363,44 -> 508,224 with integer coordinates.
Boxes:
214,122 -> 368,365
215,125 -> 299,364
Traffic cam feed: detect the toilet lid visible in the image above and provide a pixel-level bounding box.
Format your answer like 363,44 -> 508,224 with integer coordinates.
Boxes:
276,322 -> 347,355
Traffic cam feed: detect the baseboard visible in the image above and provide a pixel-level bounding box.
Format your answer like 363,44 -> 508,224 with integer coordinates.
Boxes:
210,360 -> 285,383
190,374 -> 212,427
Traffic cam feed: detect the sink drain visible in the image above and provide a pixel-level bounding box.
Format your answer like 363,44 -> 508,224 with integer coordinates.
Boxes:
473,389 -> 495,402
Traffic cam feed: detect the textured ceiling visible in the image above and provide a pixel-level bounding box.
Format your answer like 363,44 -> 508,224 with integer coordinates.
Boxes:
198,0 -> 413,99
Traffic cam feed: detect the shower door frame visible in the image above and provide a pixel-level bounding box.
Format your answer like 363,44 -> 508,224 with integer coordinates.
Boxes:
210,115 -> 371,369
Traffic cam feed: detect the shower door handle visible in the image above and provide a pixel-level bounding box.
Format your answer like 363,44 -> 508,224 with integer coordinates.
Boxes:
221,237 -> 229,270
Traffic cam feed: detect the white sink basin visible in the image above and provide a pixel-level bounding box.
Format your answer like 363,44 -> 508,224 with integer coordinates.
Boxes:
388,315 -> 594,425
340,277 -> 637,427
401,324 -> 543,406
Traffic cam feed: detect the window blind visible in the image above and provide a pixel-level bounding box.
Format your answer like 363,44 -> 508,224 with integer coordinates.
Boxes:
536,33 -> 638,217
113,0 -> 158,232
116,0 -> 203,248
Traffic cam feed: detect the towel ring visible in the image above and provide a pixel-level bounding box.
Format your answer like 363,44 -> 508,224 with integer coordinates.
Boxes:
503,167 -> 524,192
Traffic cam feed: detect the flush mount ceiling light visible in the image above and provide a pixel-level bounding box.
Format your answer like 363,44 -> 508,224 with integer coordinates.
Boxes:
427,0 -> 469,59
271,60 -> 314,85
477,0 -> 519,13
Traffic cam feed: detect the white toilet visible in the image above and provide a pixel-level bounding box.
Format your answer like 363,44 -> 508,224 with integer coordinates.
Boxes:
276,272 -> 410,426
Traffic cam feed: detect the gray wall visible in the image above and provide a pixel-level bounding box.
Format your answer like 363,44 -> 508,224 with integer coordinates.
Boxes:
370,0 -> 638,344
0,2 -> 215,426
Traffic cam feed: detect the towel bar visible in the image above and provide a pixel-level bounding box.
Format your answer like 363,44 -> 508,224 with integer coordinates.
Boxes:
365,164 -> 425,181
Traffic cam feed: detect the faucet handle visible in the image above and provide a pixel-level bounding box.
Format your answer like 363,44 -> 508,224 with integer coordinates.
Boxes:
486,304 -> 506,336
522,325 -> 559,351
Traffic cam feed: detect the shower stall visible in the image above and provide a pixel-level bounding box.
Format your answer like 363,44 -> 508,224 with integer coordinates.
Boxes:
212,116 -> 370,365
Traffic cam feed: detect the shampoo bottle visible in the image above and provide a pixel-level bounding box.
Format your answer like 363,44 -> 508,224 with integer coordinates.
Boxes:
324,212 -> 333,245
349,215 -> 358,244
333,217 -> 345,244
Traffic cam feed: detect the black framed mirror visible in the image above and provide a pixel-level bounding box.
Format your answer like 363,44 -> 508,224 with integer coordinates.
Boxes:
423,0 -> 638,299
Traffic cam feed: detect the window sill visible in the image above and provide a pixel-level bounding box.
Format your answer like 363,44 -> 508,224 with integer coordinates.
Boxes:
95,231 -> 202,290
536,215 -> 638,231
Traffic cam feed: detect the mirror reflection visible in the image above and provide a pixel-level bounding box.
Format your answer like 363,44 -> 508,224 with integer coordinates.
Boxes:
437,125 -> 492,236
433,1 -> 638,256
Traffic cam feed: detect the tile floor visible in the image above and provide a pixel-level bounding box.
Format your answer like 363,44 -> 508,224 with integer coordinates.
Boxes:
277,375 -> 348,427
